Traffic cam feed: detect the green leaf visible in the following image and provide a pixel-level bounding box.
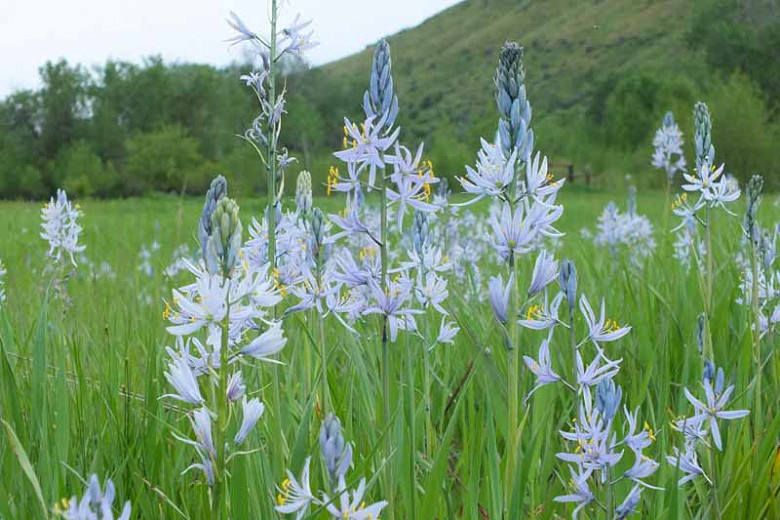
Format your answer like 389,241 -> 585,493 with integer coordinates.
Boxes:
2,419 -> 49,518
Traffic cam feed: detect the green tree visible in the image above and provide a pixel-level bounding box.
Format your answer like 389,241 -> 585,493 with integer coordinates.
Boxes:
125,125 -> 204,194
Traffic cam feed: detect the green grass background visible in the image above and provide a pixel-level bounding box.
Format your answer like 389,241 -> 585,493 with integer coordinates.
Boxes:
0,187 -> 778,519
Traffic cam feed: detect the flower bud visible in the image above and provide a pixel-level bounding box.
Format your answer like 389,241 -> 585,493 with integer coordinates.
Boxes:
495,41 -> 533,160
199,175 -> 227,263
744,174 -> 763,247
627,186 -> 637,217
363,39 -> 399,130
596,379 -> 622,422
695,312 -> 705,355
693,101 -> 714,170
310,207 -> 325,262
558,259 -> 577,316
208,198 -> 242,277
296,170 -> 313,219
319,413 -> 353,484
413,212 -> 429,257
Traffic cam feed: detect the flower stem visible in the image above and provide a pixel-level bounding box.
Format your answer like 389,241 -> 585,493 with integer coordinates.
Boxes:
405,331 -> 417,518
266,0 -> 278,274
504,251 -> 519,513
708,444 -> 721,519
318,268 -> 329,414
750,244 -> 762,432
379,167 -> 394,518
212,285 -> 231,519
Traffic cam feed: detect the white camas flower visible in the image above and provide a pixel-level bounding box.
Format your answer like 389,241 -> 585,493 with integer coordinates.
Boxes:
522,151 -> 563,202
334,114 -> 400,189
364,279 -> 420,342
234,396 -> 265,444
518,291 -> 564,330
652,113 -> 686,181
489,202 -> 536,259
325,477 -> 388,520
527,249 -> 558,296
415,272 -> 449,315
458,139 -> 517,203
275,458 -> 316,518
579,295 -> 631,345
682,380 -> 749,451
682,162 -> 741,211
666,446 -> 706,486
162,348 -> 204,405
53,474 -> 131,520
553,467 -> 594,519
40,189 -> 85,266
436,318 -> 459,344
523,334 -> 561,398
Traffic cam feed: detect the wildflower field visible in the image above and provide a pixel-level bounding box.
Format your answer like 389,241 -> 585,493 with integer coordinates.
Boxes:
1,5 -> 779,520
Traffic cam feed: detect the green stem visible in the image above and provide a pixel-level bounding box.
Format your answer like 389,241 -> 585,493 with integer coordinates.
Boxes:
605,467 -> 613,519
267,0 -> 278,273
305,309 -> 313,398
405,331 -> 417,518
265,0 -> 286,476
318,266 -> 328,414
504,251 -> 519,512
422,325 -> 434,457
379,167 -> 393,518
708,444 -> 721,519
212,284 -> 231,519
750,245 -> 762,432
703,207 -> 714,361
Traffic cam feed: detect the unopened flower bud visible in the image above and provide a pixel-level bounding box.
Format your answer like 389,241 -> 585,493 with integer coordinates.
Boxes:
693,101 -> 714,170
310,207 -> 325,262
413,212 -> 429,257
496,41 -> 533,160
558,259 -> 578,316
319,413 -> 353,484
596,379 -> 622,422
199,175 -> 227,263
295,170 -> 313,218
627,186 -> 637,217
695,313 -> 705,355
744,175 -> 763,247
364,39 -> 399,130
208,198 -> 242,277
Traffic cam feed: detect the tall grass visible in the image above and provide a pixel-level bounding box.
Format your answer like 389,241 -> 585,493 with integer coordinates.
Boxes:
0,187 -> 776,518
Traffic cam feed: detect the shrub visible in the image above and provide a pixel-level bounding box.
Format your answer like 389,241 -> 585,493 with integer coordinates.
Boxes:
125,125 -> 203,194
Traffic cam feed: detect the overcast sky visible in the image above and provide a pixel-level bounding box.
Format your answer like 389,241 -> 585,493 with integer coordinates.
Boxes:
0,0 -> 460,97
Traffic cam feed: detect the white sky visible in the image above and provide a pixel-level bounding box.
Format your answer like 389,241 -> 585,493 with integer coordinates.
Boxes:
0,0 -> 460,97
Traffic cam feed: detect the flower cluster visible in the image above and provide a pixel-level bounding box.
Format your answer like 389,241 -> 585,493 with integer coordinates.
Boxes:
53,474 -> 131,520
734,176 -> 780,336
666,363 -> 748,485
276,413 -> 387,520
162,176 -> 286,486
651,111 -> 686,182
583,187 -> 655,266
519,259 -> 661,518
321,39 -> 458,346
671,102 -> 740,273
40,189 -> 85,267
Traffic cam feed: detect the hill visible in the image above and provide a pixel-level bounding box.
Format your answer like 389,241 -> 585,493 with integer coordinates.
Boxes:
289,0 -> 779,188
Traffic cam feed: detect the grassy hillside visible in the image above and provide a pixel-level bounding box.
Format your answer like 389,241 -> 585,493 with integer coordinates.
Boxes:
290,0 -> 777,188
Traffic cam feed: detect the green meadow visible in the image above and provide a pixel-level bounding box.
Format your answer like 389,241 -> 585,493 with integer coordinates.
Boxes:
0,188 -> 777,518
